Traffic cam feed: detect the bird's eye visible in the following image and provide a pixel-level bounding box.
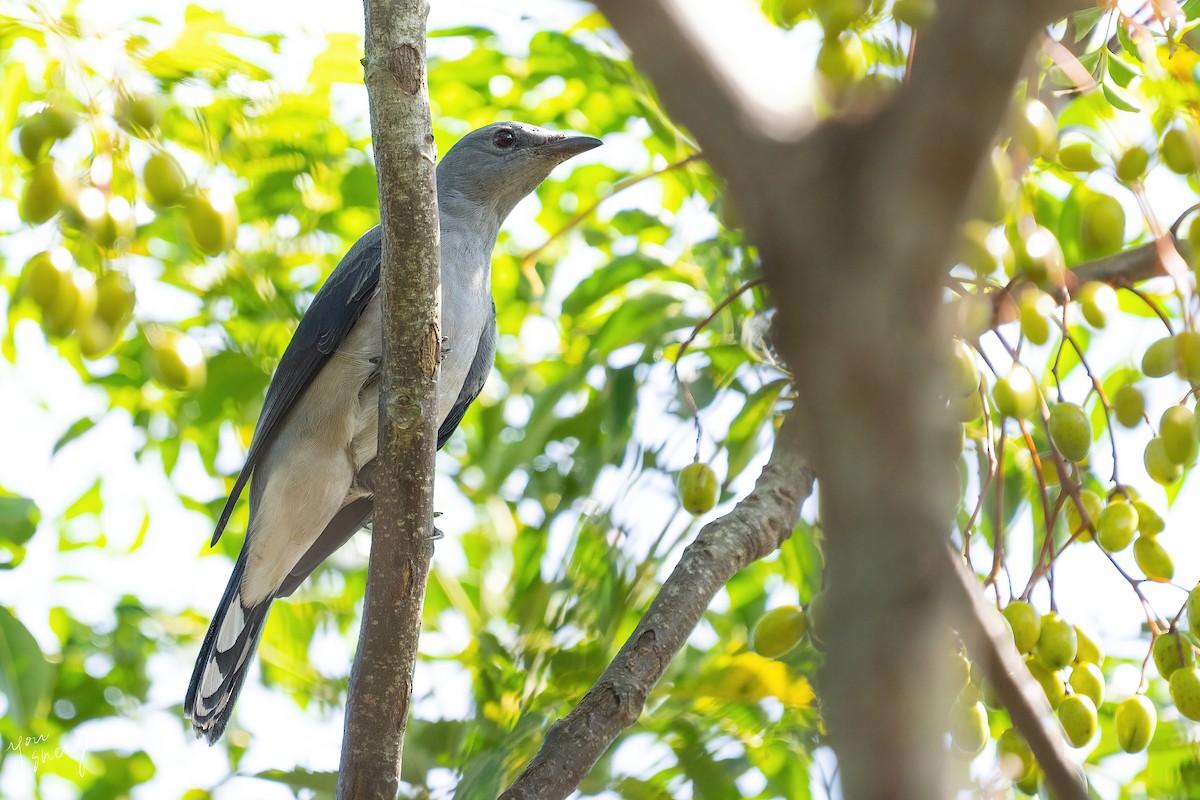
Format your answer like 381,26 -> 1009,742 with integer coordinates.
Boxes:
492,129 -> 516,149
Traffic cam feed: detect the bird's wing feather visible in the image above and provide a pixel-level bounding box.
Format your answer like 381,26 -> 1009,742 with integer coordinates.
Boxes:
210,226 -> 382,546
438,300 -> 496,449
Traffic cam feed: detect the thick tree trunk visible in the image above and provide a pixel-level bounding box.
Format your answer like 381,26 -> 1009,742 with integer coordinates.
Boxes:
337,0 -> 439,798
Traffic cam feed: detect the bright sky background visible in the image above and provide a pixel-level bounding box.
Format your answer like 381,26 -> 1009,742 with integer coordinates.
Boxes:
2,0 -> 1199,798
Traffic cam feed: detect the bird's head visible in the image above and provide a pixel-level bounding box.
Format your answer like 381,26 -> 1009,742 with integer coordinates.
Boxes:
436,122 -> 601,220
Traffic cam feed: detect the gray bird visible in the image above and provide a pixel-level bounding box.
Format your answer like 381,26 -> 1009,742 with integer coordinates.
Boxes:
185,122 -> 601,743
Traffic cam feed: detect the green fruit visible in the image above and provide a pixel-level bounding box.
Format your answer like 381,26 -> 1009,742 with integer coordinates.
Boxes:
951,338 -> 979,396
1116,146 -> 1151,183
1133,500 -> 1164,536
41,104 -> 76,139
816,31 -> 867,88
1134,535 -> 1174,581
1011,100 -> 1058,161
1114,695 -> 1156,752
1113,385 -> 1145,428
1066,490 -> 1102,540
1175,331 -> 1200,384
1074,625 -> 1104,665
23,249 -> 74,309
95,272 -> 135,329
187,189 -> 240,256
90,195 -> 134,250
20,161 -> 66,224
1035,612 -> 1078,670
43,269 -> 95,337
1078,281 -> 1117,328
678,462 -> 718,514
779,0 -> 809,25
1057,694 -> 1098,747
1012,224 -> 1065,284
143,152 -> 187,206
806,590 -> 829,647
1161,126 -> 1200,174
1097,502 -> 1138,552
17,112 -> 51,161
1058,140 -> 1103,172
1015,766 -> 1041,795
1069,662 -> 1105,707
993,366 -> 1039,419
969,149 -> 1015,224
1145,437 -> 1185,485
1142,336 -> 1178,378
751,605 -> 807,658
948,651 -> 971,694
1003,601 -> 1041,654
1049,402 -> 1092,462
892,0 -> 935,27
1170,667 -> 1200,721
153,332 -> 207,391
814,0 -> 867,33
1161,406 -> 1198,464
1153,632 -> 1194,678
1026,657 -> 1066,709
1079,192 -> 1125,259
1187,585 -> 1200,639
78,318 -> 119,359
996,727 -> 1034,782
116,93 -> 163,133
950,700 -> 988,756
1017,288 -> 1053,345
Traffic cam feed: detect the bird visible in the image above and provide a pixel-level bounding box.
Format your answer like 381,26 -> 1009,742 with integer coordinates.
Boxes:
185,122 -> 601,743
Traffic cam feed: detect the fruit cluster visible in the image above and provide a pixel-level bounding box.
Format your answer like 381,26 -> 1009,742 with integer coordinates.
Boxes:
14,95 -> 232,391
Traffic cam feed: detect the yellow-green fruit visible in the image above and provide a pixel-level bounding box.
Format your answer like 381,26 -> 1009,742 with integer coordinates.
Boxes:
1066,490 -> 1102,540
816,31 -> 867,88
116,93 -> 163,133
970,149 -> 1015,224
1187,586 -> 1200,641
1170,667 -> 1200,721
1012,225 -> 1065,284
95,272 -> 135,329
41,104 -> 76,138
1069,662 -> 1105,708
1097,502 -> 1138,552
1161,127 -> 1200,174
951,338 -> 979,397
1026,657 -> 1066,709
1114,695 -> 1156,752
993,366 -> 1039,419
950,700 -> 989,756
1117,146 -> 1151,183
1145,437 -> 1185,485
1015,766 -> 1041,795
1049,402 -> 1092,462
90,196 -> 134,250
996,727 -> 1034,782
958,220 -> 997,276
1078,281 -> 1117,328
20,161 -> 67,224
1113,385 -> 1145,428
1074,625 -> 1104,666
806,590 -> 829,647
1057,694 -> 1098,747
1017,288 -> 1053,345
143,152 -> 187,206
1133,500 -> 1164,536
955,388 -> 983,422
1003,600 -> 1041,654
678,462 -> 718,515
1174,331 -> 1200,384
948,651 -> 971,694
1058,140 -> 1102,172
1134,535 -> 1174,581
78,318 -> 119,359
1035,612 -> 1078,670
1142,336 -> 1178,378
1011,100 -> 1058,161
23,249 -> 74,309
187,189 -> 240,256
153,332 -> 207,392
43,270 -> 96,337
892,0 -> 935,27
1153,632 -> 1194,678
751,605 -> 807,658
17,113 -> 51,161
1161,406 -> 1198,465
778,0 -> 809,25
1079,192 -> 1125,259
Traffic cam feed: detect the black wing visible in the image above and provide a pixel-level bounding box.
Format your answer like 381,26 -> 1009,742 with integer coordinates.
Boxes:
273,304 -> 498,595
210,226 -> 383,546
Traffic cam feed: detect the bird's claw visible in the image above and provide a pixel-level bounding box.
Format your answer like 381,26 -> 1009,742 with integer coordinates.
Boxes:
429,527 -> 444,541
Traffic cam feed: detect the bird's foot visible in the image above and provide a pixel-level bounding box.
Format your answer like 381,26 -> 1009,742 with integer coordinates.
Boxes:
439,337 -> 451,363
429,527 -> 444,541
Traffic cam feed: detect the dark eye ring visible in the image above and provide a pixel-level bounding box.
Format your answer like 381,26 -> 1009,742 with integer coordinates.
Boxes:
493,129 -> 515,149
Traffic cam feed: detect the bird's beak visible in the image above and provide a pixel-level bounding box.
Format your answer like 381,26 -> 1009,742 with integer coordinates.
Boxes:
538,134 -> 603,158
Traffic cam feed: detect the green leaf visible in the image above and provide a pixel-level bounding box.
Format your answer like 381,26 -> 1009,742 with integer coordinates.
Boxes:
722,379 -> 787,483
0,607 -> 54,726
52,417 -> 96,455
1102,81 -> 1140,113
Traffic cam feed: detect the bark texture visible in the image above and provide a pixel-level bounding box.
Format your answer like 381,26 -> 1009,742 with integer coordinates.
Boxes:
501,412 -> 814,800
337,0 -> 439,797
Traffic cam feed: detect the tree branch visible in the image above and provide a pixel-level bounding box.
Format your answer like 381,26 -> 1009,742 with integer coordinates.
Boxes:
943,545 -> 1086,800
338,1 -> 439,798
500,410 -> 814,800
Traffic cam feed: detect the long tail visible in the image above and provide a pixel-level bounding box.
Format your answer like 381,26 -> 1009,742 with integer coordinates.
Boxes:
185,556 -> 272,744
